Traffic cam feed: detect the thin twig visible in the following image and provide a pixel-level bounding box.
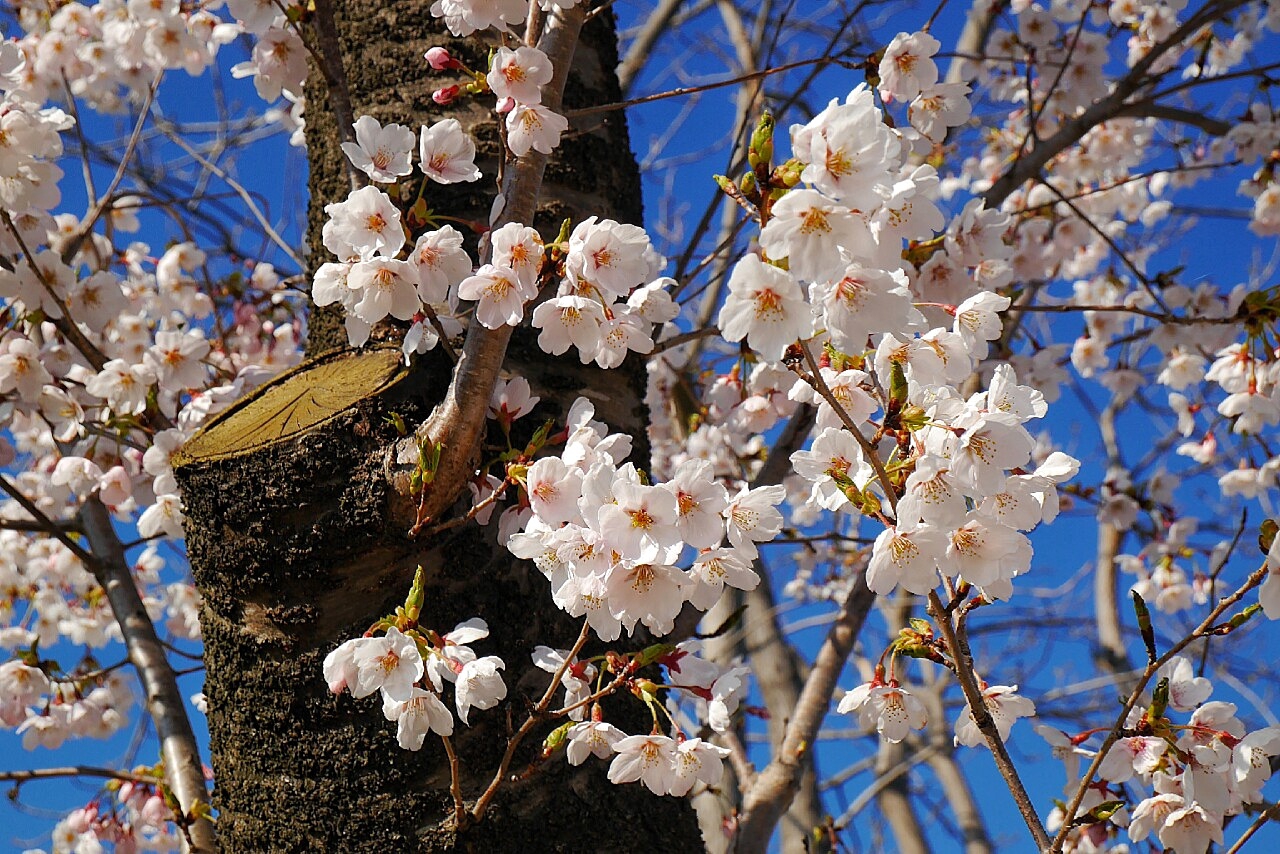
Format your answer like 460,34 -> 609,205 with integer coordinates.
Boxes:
470,621 -> 593,820
0,766 -> 162,785
60,73 -> 163,266
732,576 -> 877,853
1224,800 -> 1280,854
798,341 -> 898,513
440,734 -> 468,825
0,475 -> 94,565
153,118 -> 305,270
565,56 -> 850,118
310,0 -> 367,193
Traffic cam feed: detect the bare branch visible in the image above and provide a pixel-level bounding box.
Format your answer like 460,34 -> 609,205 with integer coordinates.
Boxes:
734,575 -> 877,852
309,0 -> 368,193
0,766 -> 162,785
927,591 -> 1050,850
60,73 -> 163,266
78,498 -> 214,853
617,0 -> 686,94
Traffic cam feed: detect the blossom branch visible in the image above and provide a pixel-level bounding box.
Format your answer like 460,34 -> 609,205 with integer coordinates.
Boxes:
982,0 -> 1252,208
0,474 -> 95,565
1050,559 -> 1272,850
412,4 -> 586,527
1,212 -> 110,373
798,340 -> 898,513
469,620 -> 593,821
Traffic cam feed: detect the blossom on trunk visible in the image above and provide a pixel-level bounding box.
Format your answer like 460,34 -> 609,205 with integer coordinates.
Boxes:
419,118 -> 482,184
342,115 -> 415,183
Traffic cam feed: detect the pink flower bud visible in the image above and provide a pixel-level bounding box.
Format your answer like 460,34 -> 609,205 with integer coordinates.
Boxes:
139,793 -> 168,827
424,46 -> 458,71
494,96 -> 516,114
432,85 -> 460,105
67,806 -> 95,834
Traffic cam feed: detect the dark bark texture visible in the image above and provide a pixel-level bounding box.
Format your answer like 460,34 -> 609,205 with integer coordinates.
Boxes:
177,3 -> 702,852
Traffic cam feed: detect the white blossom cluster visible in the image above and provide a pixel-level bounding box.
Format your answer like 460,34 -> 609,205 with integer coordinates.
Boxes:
47,777 -> 186,853
1040,656 -> 1280,853
507,397 -> 776,640
314,135 -> 679,365
537,639 -> 747,797
3,0 -> 240,113
323,620 -> 507,749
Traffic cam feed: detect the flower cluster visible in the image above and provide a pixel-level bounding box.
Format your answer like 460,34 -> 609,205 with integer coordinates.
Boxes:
0,1 -> 308,815
48,776 -> 185,853
538,639 -> 746,796
1045,656 -> 1280,853
507,397 -> 775,641
323,585 -> 507,752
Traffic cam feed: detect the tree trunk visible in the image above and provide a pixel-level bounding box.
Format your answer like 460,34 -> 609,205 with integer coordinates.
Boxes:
176,3 -> 702,851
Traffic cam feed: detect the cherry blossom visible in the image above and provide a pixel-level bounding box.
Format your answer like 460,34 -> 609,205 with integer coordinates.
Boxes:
953,684 -> 1036,747
838,680 -> 928,742
342,116 -> 415,183
506,104 -> 568,157
717,254 -> 814,361
419,118 -> 482,184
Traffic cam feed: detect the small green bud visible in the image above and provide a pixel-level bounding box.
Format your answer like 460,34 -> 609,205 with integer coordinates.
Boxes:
772,158 -> 803,188
1259,519 -> 1278,555
543,720 -> 573,754
748,110 -> 775,172
899,405 -> 929,431
1149,676 -> 1170,720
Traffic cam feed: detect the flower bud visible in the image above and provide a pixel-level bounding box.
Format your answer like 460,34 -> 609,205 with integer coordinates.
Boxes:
424,47 -> 459,71
432,85 -> 460,105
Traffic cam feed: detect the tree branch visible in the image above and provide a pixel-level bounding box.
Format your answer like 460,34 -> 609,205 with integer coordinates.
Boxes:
78,498 -> 214,853
927,591 -> 1050,850
410,4 -> 587,527
310,0 -> 367,193
733,575 -> 877,852
1051,559 -> 1272,850
0,766 -> 162,785
981,0 -> 1252,209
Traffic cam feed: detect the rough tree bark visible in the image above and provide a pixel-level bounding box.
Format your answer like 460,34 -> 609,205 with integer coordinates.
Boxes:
174,3 -> 703,851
